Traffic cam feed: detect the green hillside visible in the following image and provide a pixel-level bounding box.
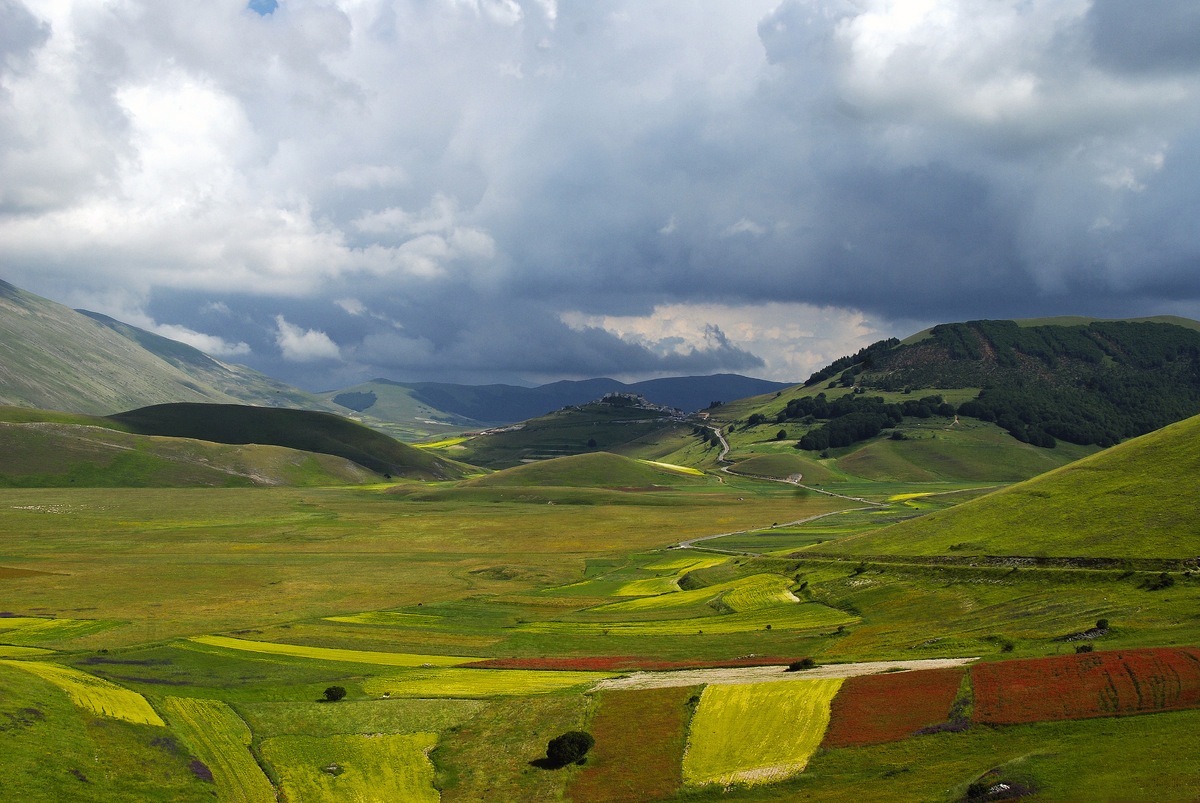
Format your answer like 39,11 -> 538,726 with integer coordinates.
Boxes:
463,452 -> 710,489
452,398 -> 688,470
826,413 -> 1200,559
0,411 -> 376,488
0,278 -> 336,415
319,379 -> 484,442
108,403 -> 472,481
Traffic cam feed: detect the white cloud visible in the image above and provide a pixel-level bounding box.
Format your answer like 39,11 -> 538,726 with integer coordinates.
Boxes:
561,302 -> 902,383
150,323 -> 251,358
274,315 -> 341,362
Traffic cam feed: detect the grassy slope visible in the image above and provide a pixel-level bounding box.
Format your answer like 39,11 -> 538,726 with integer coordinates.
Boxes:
318,379 -> 484,443
109,403 -> 472,481
463,452 -> 710,489
0,279 -> 333,415
0,419 -> 377,488
828,413 -> 1200,559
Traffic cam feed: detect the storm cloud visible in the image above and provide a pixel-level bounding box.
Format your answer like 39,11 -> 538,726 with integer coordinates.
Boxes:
1,0 -> 1198,388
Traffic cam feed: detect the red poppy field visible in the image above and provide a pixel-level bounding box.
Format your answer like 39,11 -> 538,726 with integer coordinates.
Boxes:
821,667 -> 965,747
567,685 -> 695,803
972,647 -> 1200,725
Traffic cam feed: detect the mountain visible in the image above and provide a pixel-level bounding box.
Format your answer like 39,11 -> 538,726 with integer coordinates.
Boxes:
776,317 -> 1200,450
826,411 -> 1200,560
322,374 -> 792,433
0,278 -> 337,415
109,402 -> 472,481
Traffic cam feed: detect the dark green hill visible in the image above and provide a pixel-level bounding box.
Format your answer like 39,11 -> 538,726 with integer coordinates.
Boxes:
820,318 -> 1200,448
108,403 -> 471,481
0,408 -> 376,488
451,397 -> 688,469
0,278 -> 339,415
463,452 -> 709,489
827,413 -> 1200,560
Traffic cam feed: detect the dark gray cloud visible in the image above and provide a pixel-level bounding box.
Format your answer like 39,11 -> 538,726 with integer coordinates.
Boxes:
2,1 -> 1199,389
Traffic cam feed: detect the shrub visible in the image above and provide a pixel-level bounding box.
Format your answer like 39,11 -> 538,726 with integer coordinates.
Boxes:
1075,644 -> 1094,654
785,657 -> 816,672
1095,619 -> 1109,631
323,685 -> 347,702
546,731 -> 594,767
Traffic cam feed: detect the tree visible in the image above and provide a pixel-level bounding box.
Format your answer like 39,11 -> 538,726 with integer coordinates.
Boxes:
545,731 -> 594,766
586,438 -> 597,448
323,685 -> 346,702
776,429 -> 788,441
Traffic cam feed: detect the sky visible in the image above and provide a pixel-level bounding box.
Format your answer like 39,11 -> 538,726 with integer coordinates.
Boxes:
2,0 -> 1199,390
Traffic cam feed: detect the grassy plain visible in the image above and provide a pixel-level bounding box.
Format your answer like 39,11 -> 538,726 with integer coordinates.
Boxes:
0,659 -> 163,725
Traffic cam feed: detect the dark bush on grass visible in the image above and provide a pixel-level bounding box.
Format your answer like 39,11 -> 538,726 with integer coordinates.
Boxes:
545,731 -> 594,767
1075,644 -> 1094,654
323,685 -> 347,702
785,657 -> 816,672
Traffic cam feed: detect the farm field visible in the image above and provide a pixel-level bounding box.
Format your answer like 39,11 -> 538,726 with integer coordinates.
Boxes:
0,411 -> 1198,800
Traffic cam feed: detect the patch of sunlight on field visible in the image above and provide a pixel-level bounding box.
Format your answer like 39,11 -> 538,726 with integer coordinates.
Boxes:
614,575 -> 681,596
595,574 -> 798,614
642,555 -> 729,572
0,645 -> 54,658
520,603 -> 855,636
262,733 -> 439,802
637,460 -> 706,476
164,697 -> 275,803
414,437 -> 469,449
188,635 -> 480,666
363,668 -> 615,698
323,611 -> 452,628
683,678 -> 842,786
0,660 -> 163,725
0,617 -> 123,645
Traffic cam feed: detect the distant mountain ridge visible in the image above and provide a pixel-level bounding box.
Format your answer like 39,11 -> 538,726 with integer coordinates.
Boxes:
0,278 -> 338,415
327,374 -> 793,426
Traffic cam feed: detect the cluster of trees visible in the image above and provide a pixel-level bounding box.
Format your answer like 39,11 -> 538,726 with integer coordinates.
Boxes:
793,394 -> 953,451
803,337 -> 899,387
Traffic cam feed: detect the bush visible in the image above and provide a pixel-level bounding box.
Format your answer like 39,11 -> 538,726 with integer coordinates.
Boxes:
1075,644 -> 1094,654
323,685 -> 347,702
785,657 -> 816,672
546,731 -> 594,767
1095,618 -> 1109,631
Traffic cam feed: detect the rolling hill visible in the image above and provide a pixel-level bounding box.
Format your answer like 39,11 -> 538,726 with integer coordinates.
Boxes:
108,403 -> 472,481
824,412 -> 1200,560
0,278 -> 337,415
0,407 -> 377,488
447,396 -> 689,470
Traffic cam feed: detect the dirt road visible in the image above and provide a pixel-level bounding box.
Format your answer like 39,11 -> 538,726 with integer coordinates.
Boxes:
592,656 -> 979,690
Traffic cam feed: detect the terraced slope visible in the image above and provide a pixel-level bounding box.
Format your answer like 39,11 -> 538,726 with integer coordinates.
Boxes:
827,413 -> 1200,559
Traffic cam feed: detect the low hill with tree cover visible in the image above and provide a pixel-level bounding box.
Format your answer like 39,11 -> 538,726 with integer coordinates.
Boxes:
824,412 -> 1200,560
463,452 -> 710,489
108,403 -> 472,481
450,397 -> 689,470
